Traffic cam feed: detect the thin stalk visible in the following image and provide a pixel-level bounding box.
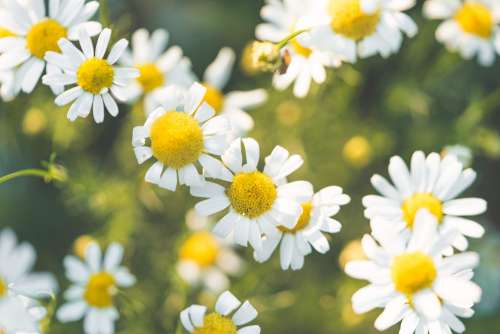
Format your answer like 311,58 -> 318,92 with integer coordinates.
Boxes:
100,0 -> 110,27
0,168 -> 52,185
276,29 -> 309,49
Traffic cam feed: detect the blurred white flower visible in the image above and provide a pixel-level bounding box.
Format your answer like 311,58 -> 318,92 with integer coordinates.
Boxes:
57,242 -> 136,334
180,290 -> 261,334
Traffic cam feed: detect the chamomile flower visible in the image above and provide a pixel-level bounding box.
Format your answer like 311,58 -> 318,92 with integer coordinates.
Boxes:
254,184 -> 350,270
195,47 -> 267,137
0,0 -> 101,97
256,0 -> 342,98
190,137 -> 310,252
424,0 -> 500,66
180,290 -> 261,334
346,209 -> 482,334
42,28 -> 138,123
308,0 -> 418,62
0,296 -> 41,334
57,242 -> 136,334
363,151 -> 487,252
119,28 -> 195,114
132,83 -> 230,191
177,210 -> 244,293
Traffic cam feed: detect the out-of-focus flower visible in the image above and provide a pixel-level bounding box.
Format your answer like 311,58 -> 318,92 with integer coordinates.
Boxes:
338,239 -> 366,270
249,41 -> 281,73
177,210 -> 244,293
180,290 -> 261,334
256,0 -> 342,98
190,137 -> 309,252
346,210 -> 481,334
342,135 -> 372,168
442,145 -> 473,168
0,0 -> 101,99
254,183 -> 350,270
0,296 -> 42,334
57,242 -> 136,334
22,109 -> 47,136
119,28 -> 195,115
424,0 -> 500,66
308,0 -> 417,63
363,151 -> 487,252
132,83 -> 230,191
73,235 -> 98,259
43,28 -> 138,123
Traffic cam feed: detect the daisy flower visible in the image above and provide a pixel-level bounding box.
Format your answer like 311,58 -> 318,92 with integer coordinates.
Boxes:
194,47 -> 267,137
42,28 -> 138,123
0,295 -> 41,334
423,0 -> 500,66
345,209 -> 482,334
363,151 -> 487,252
180,290 -> 261,334
132,83 -> 230,191
119,28 -> 195,114
308,0 -> 418,62
254,184 -> 350,270
190,137 -> 310,252
57,242 -> 136,334
256,0 -> 342,98
0,0 -> 101,97
177,210 -> 244,293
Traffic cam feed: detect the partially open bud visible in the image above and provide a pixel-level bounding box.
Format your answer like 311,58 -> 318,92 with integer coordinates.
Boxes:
250,41 -> 281,73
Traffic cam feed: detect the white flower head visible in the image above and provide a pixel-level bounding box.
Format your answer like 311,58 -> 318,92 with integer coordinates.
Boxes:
180,290 -> 261,334
119,28 -> 196,114
190,137 -> 310,252
254,184 -> 350,270
57,242 -> 136,334
424,0 -> 500,66
132,82 -> 231,191
42,28 -> 139,123
363,151 -> 487,253
346,209 -> 482,334
308,0 -> 418,63
0,296 -> 41,334
0,0 -> 101,98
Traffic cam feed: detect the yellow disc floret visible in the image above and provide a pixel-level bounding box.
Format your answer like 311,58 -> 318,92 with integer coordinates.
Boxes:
203,84 -> 224,113
329,0 -> 380,41
279,202 -> 313,233
402,193 -> 443,228
137,63 -> 165,93
180,232 -> 220,267
228,172 -> 277,219
150,111 -> 204,169
391,252 -> 437,297
290,38 -> 312,58
0,277 -> 7,297
194,313 -> 237,334
26,19 -> 67,59
455,2 -> 493,38
77,58 -> 115,94
84,272 -> 116,308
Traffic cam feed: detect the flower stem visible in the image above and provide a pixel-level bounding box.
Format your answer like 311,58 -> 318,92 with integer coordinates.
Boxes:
100,0 -> 110,27
0,169 -> 53,185
277,29 -> 309,49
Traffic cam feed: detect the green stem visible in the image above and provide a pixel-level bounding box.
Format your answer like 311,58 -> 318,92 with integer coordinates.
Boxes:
99,0 -> 110,27
0,169 -> 52,185
276,29 -> 309,49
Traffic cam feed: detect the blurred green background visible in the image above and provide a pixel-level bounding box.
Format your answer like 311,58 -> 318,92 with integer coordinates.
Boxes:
1,0 -> 499,333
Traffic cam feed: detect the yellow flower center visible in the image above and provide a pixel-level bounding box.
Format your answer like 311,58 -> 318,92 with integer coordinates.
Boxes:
455,2 -> 493,38
329,0 -> 380,40
150,111 -> 204,169
84,272 -> 116,308
290,38 -> 312,57
77,58 -> 115,94
0,277 -> 7,298
203,83 -> 224,113
180,232 -> 220,267
228,172 -> 277,219
136,63 -> 165,93
0,27 -> 15,38
279,202 -> 313,233
402,193 -> 443,228
26,19 -> 67,59
391,252 -> 437,297
194,313 -> 237,334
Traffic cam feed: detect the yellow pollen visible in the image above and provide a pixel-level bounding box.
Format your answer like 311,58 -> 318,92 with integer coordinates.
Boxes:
194,313 -> 237,334
136,63 -> 164,93
391,252 -> 437,297
228,172 -> 277,219
150,111 -> 204,169
84,272 -> 116,308
455,2 -> 493,38
180,232 -> 220,267
203,83 -> 224,113
26,19 -> 67,59
402,193 -> 443,228
77,58 -> 114,94
0,27 -> 15,38
329,0 -> 380,40
279,202 -> 313,233
0,277 -> 7,298
290,38 -> 312,57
